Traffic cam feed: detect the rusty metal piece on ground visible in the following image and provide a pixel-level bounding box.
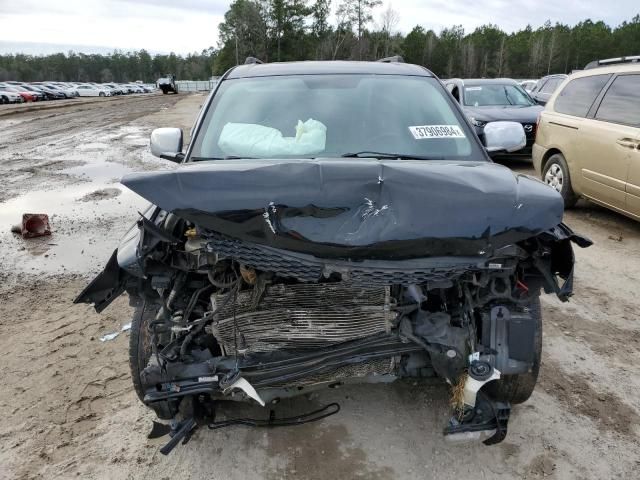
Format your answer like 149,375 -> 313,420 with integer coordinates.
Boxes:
10,213 -> 52,238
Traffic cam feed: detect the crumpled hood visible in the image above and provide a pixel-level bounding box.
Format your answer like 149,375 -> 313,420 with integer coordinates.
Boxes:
121,159 -> 563,259
464,105 -> 543,123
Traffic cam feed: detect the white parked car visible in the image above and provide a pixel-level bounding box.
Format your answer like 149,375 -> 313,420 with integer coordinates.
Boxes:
75,84 -> 112,97
520,80 -> 538,92
0,89 -> 24,104
124,84 -> 145,94
48,83 -> 80,98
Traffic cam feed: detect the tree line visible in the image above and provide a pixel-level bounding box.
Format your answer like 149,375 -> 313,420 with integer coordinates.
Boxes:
0,49 -> 216,83
1,0 -> 638,82
216,1 -> 640,78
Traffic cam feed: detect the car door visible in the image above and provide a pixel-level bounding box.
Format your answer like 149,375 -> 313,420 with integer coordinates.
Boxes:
567,73 -> 633,211
626,129 -> 640,218
592,73 -> 640,217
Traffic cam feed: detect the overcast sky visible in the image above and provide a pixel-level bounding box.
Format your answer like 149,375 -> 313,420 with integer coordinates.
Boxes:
0,0 -> 637,55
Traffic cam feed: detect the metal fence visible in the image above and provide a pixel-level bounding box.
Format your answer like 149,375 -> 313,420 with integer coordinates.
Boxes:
175,80 -> 218,92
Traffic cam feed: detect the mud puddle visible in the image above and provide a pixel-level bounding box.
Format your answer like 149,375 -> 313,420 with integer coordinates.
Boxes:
0,174 -> 148,275
0,122 -> 174,276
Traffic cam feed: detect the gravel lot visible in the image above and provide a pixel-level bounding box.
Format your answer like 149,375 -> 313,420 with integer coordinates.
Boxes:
1,94 -> 639,480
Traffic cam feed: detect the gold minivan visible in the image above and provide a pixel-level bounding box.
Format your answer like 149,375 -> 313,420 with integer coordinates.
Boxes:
533,59 -> 640,220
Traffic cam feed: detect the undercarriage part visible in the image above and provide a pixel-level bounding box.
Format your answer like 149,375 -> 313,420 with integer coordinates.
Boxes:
209,283 -> 394,354
481,305 -> 537,375
463,361 -> 501,408
159,417 -> 197,456
220,373 -> 266,406
268,356 -> 397,388
141,334 -> 422,405
444,392 -> 511,445
154,402 -> 341,456
208,402 -> 340,430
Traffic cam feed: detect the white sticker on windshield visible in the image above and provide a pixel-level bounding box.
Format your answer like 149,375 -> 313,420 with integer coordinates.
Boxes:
465,86 -> 482,91
409,125 -> 466,140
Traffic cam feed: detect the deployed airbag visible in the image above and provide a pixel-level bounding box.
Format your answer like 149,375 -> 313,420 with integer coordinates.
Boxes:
218,119 -> 327,157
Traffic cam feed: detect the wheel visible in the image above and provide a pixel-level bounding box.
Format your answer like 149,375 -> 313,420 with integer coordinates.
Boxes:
129,302 -> 158,402
543,153 -> 578,208
99,92 -> 105,97
0,95 -> 7,104
486,296 -> 542,404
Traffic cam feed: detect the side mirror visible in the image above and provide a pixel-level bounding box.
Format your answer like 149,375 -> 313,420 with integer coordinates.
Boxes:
150,127 -> 184,162
484,121 -> 526,154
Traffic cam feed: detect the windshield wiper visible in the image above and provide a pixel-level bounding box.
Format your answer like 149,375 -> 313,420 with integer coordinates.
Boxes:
502,86 -> 515,105
190,156 -> 257,161
341,151 -> 443,160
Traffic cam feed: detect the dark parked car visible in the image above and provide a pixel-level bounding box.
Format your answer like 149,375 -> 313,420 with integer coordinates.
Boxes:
39,83 -> 77,98
76,59 -> 590,453
529,74 -> 568,105
444,78 -> 543,155
31,85 -> 66,100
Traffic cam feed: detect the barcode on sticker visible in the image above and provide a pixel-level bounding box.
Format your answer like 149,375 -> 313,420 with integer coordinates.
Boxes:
409,125 -> 465,139
198,376 -> 219,383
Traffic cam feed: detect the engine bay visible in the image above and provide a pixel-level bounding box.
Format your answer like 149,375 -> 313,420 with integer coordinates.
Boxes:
70,208 -> 588,452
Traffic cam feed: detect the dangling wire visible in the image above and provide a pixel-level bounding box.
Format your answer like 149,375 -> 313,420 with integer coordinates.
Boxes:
232,268 -> 240,370
180,271 -> 241,359
208,403 -> 341,430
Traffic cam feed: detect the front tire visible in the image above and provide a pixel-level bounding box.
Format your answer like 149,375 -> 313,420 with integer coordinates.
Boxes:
129,302 -> 157,402
543,153 -> 578,208
99,92 -> 105,97
486,296 -> 542,404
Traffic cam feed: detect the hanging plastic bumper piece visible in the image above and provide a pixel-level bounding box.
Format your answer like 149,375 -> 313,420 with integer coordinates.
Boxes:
443,360 -> 511,445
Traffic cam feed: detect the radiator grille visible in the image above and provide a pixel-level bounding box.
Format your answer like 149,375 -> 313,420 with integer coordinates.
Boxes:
205,233 -> 471,285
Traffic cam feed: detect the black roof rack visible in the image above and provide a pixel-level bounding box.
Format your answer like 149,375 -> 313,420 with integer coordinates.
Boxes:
585,55 -> 640,69
377,55 -> 404,63
244,57 -> 264,65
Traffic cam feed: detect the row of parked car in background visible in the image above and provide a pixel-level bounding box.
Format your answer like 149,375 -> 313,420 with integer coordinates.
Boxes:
444,54 -> 639,221
0,81 -> 157,104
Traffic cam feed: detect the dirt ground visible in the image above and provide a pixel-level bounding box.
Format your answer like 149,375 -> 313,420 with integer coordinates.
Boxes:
1,94 -> 639,480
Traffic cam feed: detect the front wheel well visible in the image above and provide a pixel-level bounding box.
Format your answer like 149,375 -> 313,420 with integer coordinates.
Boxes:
540,148 -> 563,175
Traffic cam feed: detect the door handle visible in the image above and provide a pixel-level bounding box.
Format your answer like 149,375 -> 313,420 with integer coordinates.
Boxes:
616,138 -> 640,149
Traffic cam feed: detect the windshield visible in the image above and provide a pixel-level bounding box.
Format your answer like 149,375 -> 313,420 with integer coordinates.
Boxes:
464,84 -> 534,107
190,74 -> 482,161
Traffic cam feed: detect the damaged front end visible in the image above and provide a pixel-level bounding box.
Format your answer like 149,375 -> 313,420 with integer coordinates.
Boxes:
75,159 -> 591,451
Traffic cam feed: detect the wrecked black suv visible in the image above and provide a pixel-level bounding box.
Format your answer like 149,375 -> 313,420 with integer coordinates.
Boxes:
76,60 -> 590,451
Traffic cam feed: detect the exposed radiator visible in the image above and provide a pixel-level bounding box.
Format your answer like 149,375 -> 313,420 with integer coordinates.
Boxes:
209,283 -> 394,355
